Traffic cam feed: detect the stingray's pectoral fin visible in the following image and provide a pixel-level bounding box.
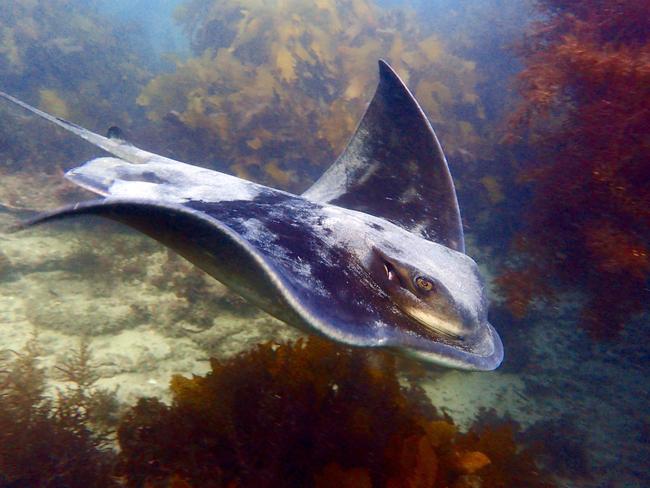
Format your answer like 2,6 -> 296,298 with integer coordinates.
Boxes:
14,199 -> 223,251
16,199 -> 295,320
17,199 -> 254,277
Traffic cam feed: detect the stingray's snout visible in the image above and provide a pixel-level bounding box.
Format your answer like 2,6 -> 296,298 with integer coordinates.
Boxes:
369,246 -> 478,340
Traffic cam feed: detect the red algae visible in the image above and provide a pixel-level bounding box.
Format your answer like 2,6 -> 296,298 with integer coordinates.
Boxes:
498,0 -> 650,338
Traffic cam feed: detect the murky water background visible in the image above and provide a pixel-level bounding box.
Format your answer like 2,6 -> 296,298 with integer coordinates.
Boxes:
0,1 -> 647,486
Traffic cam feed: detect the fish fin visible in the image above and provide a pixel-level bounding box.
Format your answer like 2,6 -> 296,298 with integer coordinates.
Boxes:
0,91 -> 161,165
303,60 -> 465,253
106,125 -> 128,142
16,199 -> 280,307
16,199 -> 379,348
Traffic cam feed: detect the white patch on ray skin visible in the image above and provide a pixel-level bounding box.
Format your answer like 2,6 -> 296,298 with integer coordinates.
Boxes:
302,127 -> 371,202
409,221 -> 432,237
236,216 -> 268,243
399,186 -> 420,204
235,217 -> 326,297
355,161 -> 380,186
66,156 -> 268,204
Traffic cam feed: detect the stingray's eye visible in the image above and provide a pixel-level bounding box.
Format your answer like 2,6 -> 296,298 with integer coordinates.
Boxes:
415,276 -> 434,292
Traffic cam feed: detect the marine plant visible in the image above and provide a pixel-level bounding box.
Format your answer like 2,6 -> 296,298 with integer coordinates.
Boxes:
0,334 -> 119,487
0,0 -> 150,175
496,0 -> 650,338
137,0 -> 486,191
115,336 -> 553,487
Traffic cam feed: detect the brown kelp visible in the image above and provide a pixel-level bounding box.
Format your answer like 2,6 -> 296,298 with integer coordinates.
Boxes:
496,0 -> 650,338
115,337 -> 552,487
0,335 -> 118,487
0,333 -> 556,487
0,0 -> 150,177
137,0 -> 486,191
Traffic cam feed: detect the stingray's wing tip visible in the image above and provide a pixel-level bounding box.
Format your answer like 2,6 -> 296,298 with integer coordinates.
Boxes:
0,202 -> 33,234
5,221 -> 24,234
4,213 -> 46,234
2,202 -> 97,234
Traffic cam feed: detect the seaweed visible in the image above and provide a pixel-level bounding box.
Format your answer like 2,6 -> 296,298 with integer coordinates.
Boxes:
522,415 -> 590,480
496,0 -> 650,338
0,0 -> 151,178
0,325 -> 554,486
137,0 -> 487,191
115,336 -> 554,487
0,334 -> 119,487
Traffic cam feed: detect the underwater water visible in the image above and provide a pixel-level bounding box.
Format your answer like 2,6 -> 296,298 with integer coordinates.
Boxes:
0,0 -> 648,487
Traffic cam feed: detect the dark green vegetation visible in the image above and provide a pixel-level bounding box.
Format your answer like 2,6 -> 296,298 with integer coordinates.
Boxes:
0,1 -> 151,176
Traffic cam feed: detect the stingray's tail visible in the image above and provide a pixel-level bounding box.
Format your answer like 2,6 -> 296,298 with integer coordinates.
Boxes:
0,91 -> 238,201
0,91 -> 160,165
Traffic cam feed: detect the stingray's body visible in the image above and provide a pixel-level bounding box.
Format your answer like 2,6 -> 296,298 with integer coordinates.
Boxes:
0,61 -> 503,370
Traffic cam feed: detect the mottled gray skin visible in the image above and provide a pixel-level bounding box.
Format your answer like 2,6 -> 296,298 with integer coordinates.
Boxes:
0,61 -> 503,370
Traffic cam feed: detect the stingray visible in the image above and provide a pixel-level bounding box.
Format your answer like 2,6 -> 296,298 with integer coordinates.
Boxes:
0,60 -> 503,370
